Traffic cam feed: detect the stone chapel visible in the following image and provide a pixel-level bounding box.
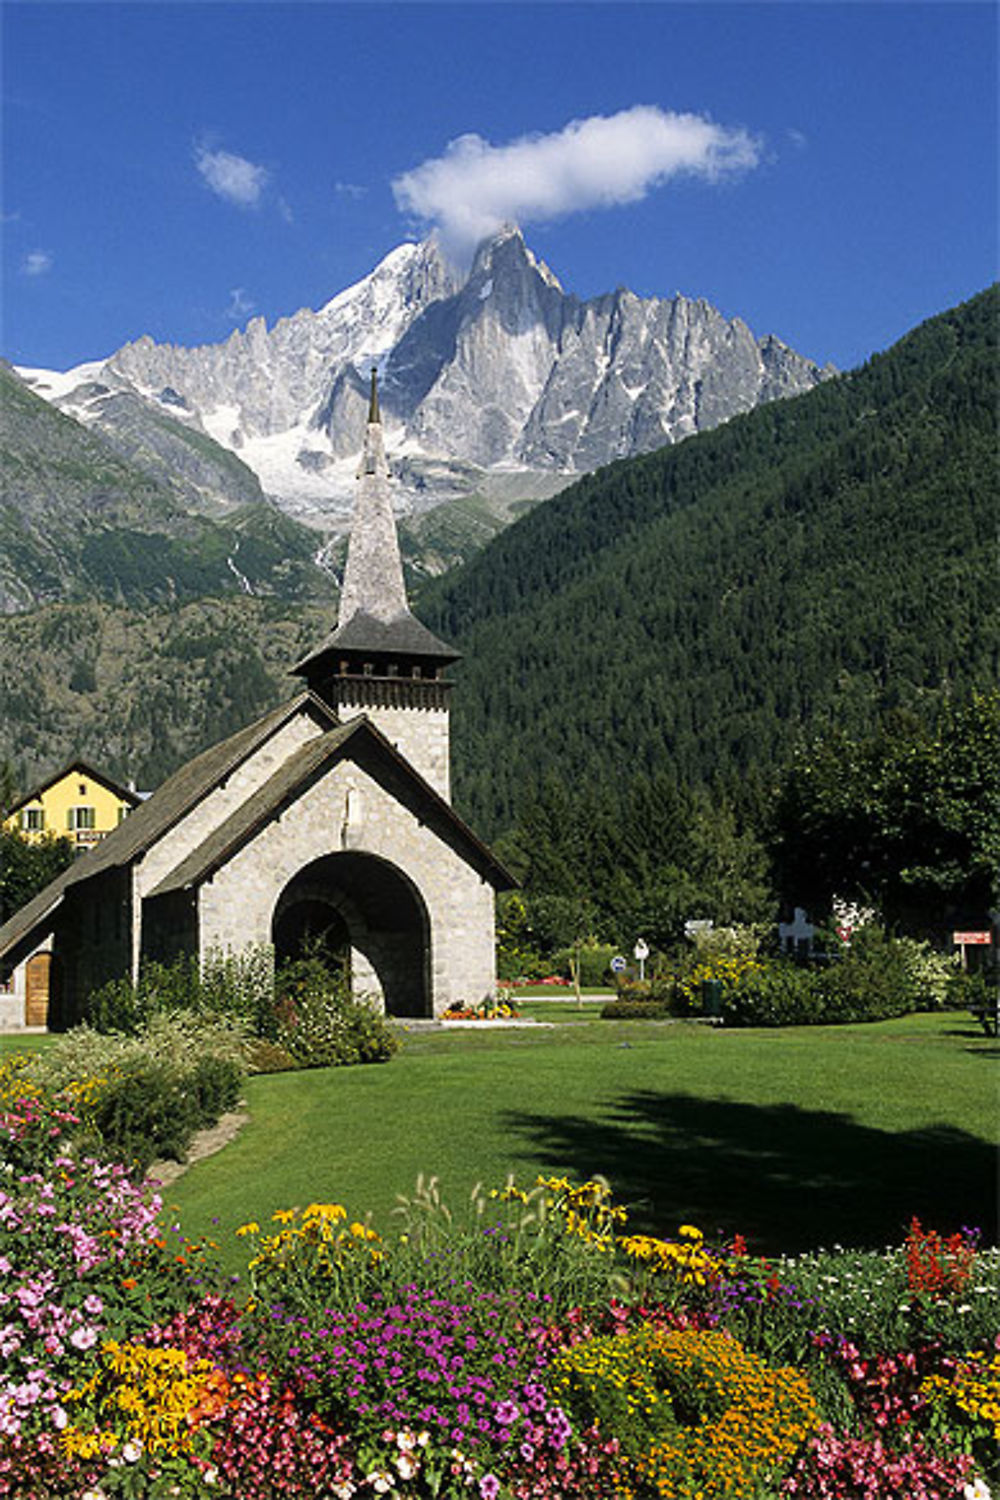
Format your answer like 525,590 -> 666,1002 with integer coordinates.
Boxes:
0,374 -> 511,1026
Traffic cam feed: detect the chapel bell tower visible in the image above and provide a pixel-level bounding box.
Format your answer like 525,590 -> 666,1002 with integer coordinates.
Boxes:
292,369 -> 459,800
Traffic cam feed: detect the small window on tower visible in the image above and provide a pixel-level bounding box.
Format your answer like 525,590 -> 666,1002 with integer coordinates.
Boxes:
79,783 -> 87,796
386,663 -> 398,677
363,662 -> 374,677
411,665 -> 422,680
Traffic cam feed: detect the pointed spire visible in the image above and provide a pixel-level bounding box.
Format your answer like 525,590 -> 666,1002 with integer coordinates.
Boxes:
338,374 -> 407,627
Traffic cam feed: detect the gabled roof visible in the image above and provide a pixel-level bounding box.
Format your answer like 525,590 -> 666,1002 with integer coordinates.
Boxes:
0,865 -> 76,970
0,691 -> 339,963
149,715 -> 513,897
5,757 -> 142,817
54,691 -> 339,886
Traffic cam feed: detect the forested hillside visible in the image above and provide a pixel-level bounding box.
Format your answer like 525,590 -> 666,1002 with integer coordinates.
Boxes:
0,363 -> 326,613
421,288 -> 998,839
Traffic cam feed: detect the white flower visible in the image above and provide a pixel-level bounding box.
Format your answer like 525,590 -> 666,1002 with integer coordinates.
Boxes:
122,1439 -> 143,1463
963,1482 -> 991,1500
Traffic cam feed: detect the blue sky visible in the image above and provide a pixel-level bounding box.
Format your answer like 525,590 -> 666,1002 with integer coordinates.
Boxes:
3,2 -> 996,374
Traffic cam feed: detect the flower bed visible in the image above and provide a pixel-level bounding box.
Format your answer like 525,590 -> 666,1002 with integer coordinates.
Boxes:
1,1058 -> 996,1499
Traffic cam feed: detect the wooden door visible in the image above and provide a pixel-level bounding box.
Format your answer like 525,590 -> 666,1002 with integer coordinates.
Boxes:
25,953 -> 51,1028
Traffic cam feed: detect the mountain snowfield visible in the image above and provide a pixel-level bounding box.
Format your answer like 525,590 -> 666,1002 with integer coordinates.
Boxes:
16,229 -> 833,532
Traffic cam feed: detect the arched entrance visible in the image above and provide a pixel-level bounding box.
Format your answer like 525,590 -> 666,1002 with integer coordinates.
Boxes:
270,852 -> 431,1018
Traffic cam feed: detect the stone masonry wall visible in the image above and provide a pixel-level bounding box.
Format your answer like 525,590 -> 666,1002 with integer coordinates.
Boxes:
196,756 -> 496,1015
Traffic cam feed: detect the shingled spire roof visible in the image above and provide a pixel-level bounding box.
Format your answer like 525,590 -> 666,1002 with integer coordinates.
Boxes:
293,369 -> 457,680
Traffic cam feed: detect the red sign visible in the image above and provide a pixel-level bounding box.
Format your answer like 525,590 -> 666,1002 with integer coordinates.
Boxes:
953,931 -> 992,945
836,925 -> 852,943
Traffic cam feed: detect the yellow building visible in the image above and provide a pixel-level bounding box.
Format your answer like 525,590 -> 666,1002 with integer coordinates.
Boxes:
3,759 -> 141,854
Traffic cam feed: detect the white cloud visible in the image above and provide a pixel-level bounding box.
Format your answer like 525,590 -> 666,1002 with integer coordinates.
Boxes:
335,180 -> 367,200
393,105 -> 761,256
226,287 -> 255,321
22,249 -> 53,276
195,144 -> 269,208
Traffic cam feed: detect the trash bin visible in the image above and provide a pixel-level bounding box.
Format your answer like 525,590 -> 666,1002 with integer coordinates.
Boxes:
701,979 -> 723,1018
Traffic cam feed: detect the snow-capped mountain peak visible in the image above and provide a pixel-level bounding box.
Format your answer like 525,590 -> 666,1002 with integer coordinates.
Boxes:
16,229 -> 832,530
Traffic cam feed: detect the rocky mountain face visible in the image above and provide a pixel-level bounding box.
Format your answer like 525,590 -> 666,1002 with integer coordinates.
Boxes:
17,230 -> 832,533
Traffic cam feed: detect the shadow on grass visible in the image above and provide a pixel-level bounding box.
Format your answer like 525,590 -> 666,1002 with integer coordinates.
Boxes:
502,1093 -> 998,1256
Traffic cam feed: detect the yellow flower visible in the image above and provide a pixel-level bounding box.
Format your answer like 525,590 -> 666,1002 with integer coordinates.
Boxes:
235,1221 -> 260,1237
303,1202 -> 347,1222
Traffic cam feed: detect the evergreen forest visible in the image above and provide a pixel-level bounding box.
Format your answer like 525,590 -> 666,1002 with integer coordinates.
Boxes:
421,287 -> 997,841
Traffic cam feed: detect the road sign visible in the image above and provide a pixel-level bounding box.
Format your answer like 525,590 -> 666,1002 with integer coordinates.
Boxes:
953,932 -> 992,945
633,939 -> 649,981
610,955 -> 627,974
684,920 -> 713,939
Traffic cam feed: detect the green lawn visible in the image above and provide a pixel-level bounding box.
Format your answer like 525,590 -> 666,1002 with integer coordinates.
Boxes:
0,1032 -> 56,1055
160,1011 -> 998,1270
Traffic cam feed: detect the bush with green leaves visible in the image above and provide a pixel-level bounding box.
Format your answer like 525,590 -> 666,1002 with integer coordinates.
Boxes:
722,931 -> 947,1028
272,953 -> 398,1068
944,967 -> 997,1015
722,960 -> 822,1027
813,928 -> 918,1023
601,998 -> 672,1020
31,1013 -> 247,1171
893,938 -> 960,1009
83,945 -> 274,1035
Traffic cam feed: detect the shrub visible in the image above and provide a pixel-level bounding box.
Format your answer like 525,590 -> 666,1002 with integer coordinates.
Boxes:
272,954 -> 398,1068
84,946 -> 275,1035
83,955 -> 204,1033
808,929 -> 915,1024
722,961 -> 822,1027
34,1014 -> 247,1170
723,933 -> 936,1027
894,938 -> 960,1009
601,998 -> 671,1020
242,1037 -> 302,1074
945,968 -> 997,1014
88,1060 -> 202,1169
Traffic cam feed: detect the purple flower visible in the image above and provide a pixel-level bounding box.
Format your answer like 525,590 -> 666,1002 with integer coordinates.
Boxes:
479,1476 -> 500,1500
